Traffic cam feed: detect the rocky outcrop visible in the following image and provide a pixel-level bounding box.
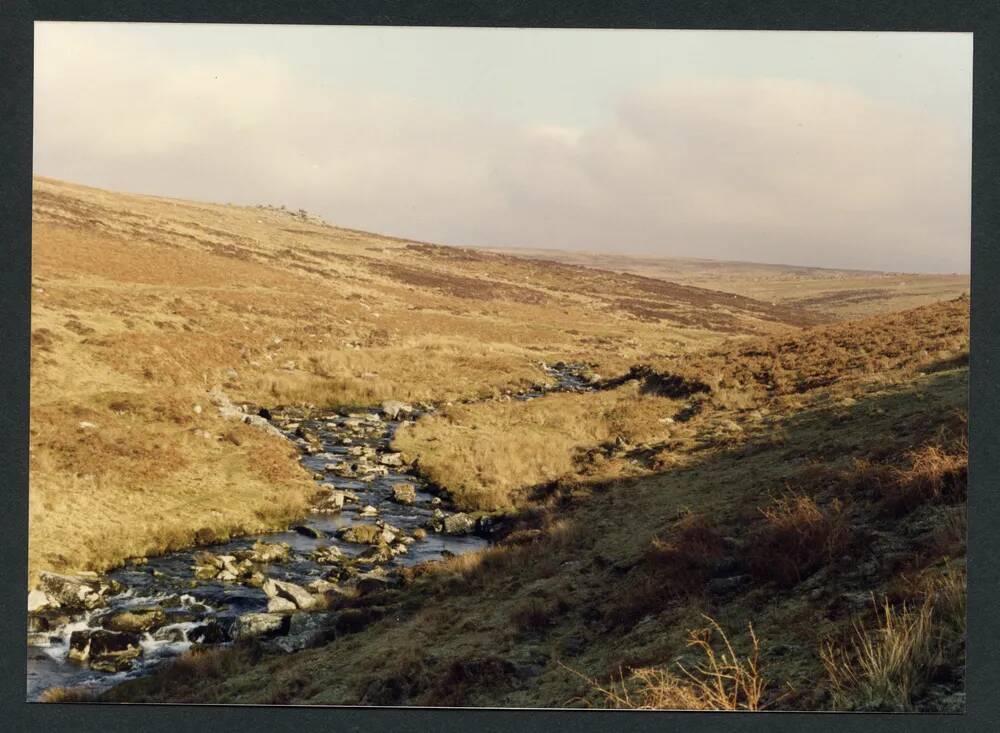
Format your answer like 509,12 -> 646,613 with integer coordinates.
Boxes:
36,572 -> 121,612
208,386 -> 285,439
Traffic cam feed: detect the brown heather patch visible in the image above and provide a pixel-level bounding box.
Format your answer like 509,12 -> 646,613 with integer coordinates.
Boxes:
746,495 -> 853,588
607,513 -> 727,628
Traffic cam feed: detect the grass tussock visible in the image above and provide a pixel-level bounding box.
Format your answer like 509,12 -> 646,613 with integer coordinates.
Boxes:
820,578 -> 964,712
565,617 -> 770,710
746,495 -> 852,588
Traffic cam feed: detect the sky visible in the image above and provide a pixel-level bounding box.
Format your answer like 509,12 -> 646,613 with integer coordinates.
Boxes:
33,23 -> 972,273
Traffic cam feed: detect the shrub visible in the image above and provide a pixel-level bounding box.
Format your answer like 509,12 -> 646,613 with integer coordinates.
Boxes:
510,596 -> 567,632
609,514 -> 726,626
746,495 -> 851,588
879,441 -> 967,516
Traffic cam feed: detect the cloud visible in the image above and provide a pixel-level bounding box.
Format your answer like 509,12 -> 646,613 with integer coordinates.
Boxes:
34,26 -> 970,273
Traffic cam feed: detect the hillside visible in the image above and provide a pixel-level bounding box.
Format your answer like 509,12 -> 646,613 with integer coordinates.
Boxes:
105,297 -> 968,711
483,247 -> 969,320
28,177 -> 967,712
29,176 -> 813,585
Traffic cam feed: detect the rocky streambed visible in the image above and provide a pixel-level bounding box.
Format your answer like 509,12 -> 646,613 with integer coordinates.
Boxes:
26,362 -> 598,701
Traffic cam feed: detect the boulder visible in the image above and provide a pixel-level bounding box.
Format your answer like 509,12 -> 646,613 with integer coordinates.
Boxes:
292,525 -> 325,539
188,620 -> 229,644
391,483 -> 417,505
356,544 -> 394,565
251,540 -> 292,564
100,607 -> 167,634
267,596 -> 298,613
411,527 -> 427,541
381,400 -> 413,420
378,452 -> 404,467
359,505 -> 379,518
27,589 -> 56,613
310,545 -> 345,564
270,612 -> 336,653
263,578 -> 318,610
230,612 -> 289,640
28,608 -> 72,633
68,629 -> 142,671
337,524 -> 384,545
152,626 -> 187,643
38,572 -> 109,612
443,512 -> 476,535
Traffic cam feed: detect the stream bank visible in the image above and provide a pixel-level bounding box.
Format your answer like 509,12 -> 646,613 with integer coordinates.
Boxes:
27,362 -> 597,701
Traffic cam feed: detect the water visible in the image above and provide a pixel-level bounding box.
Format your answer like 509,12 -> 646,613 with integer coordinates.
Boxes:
26,362 -> 596,700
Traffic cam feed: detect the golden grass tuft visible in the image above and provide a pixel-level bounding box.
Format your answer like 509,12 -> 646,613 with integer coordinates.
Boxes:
564,616 -> 770,710
822,597 -> 939,711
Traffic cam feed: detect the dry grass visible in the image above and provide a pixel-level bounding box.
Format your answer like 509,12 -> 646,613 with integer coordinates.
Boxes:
820,583 -> 963,711
746,495 -> 852,588
38,686 -> 100,703
565,617 -> 770,710
394,383 -> 690,510
393,296 -> 969,514
488,247 -> 969,321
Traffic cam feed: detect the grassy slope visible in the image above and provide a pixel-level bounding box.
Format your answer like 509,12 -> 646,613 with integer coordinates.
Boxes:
485,246 -> 970,320
107,298 -> 968,711
29,176 -> 810,585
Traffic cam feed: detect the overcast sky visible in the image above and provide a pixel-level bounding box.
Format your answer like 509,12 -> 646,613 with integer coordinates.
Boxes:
34,23 -> 971,273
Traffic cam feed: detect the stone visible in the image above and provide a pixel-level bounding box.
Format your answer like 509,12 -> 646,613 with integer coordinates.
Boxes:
292,525 -> 325,539
267,596 -> 298,613
270,612 -> 336,653
443,512 -> 476,535
230,613 -> 289,640
100,607 -> 167,634
359,505 -> 379,517
378,452 -> 404,467
188,620 -> 229,644
153,626 -> 187,643
28,608 -> 71,633
381,400 -> 413,420
263,578 -> 318,610
337,524 -> 384,545
38,572 -> 108,612
310,545 -> 345,564
27,589 -> 56,613
391,483 -> 417,504
356,544 -> 394,565
68,629 -> 142,670
411,528 -> 427,541
251,541 -> 292,564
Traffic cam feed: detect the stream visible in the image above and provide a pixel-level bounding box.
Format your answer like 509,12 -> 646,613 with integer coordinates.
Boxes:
26,362 -> 596,701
